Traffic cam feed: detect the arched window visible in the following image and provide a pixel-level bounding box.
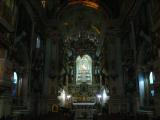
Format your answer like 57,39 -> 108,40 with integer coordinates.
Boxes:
149,72 -> 155,84
36,36 -> 41,48
138,73 -> 145,106
12,72 -> 18,96
12,72 -> 23,97
76,55 -> 92,85
149,72 -> 155,96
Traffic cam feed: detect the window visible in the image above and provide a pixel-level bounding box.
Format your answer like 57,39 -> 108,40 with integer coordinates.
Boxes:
149,72 -> 154,84
138,73 -> 145,106
12,72 -> 23,97
12,72 -> 17,96
149,72 -> 155,97
151,90 -> 154,96
36,36 -> 40,48
76,55 -> 92,85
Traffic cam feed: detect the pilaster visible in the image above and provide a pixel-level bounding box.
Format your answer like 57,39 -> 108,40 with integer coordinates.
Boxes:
0,52 -> 12,118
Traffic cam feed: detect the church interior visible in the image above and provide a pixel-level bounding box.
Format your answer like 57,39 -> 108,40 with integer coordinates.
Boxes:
0,0 -> 160,120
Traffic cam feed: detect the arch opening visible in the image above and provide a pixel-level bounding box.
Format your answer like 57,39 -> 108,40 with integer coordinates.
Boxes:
76,54 -> 92,85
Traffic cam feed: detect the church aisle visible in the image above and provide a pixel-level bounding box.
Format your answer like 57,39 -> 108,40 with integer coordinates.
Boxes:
1,0 -> 160,119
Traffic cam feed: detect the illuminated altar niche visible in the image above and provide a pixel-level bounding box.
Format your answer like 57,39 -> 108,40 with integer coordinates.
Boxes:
76,55 -> 92,85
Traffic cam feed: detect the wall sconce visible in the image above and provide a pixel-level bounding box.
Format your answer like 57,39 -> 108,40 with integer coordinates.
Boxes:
66,95 -> 71,100
96,94 -> 102,103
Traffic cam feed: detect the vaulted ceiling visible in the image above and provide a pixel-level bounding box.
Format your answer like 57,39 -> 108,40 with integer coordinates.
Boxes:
46,0 -> 122,19
26,0 -> 128,70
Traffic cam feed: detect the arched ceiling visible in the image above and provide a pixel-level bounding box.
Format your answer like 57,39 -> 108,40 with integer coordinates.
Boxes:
26,0 -> 127,75
27,0 -> 123,57
56,3 -> 111,56
45,0 -> 123,60
46,0 -> 121,19
58,4 -> 108,39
